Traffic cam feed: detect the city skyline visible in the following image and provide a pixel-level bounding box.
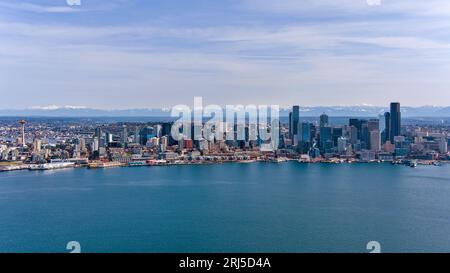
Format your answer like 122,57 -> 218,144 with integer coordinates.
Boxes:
2,100 -> 448,166
3,0 -> 450,258
1,0 -> 450,108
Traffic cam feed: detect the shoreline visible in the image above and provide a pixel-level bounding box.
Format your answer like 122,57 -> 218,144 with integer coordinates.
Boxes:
0,158 -> 447,173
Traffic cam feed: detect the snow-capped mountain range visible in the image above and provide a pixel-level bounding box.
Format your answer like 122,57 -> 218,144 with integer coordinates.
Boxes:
1,105 -> 450,117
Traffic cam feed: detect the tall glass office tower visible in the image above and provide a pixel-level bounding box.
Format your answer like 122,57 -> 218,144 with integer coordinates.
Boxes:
291,106 -> 300,137
390,102 -> 401,142
384,112 -> 391,143
320,113 -> 329,127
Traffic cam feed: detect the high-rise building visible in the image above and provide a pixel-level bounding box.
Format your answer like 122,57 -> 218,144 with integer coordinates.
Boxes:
439,138 -> 448,154
320,113 -> 329,127
332,127 -> 343,146
367,119 -> 379,132
349,126 -> 358,144
360,120 -> 369,149
298,122 -> 312,153
298,123 -> 312,143
160,136 -> 168,152
370,130 -> 381,151
366,119 -> 380,149
93,137 -> 99,152
73,144 -> 81,158
288,112 -> 292,138
337,137 -> 347,154
134,126 -> 140,144
291,106 -> 300,138
320,126 -> 333,153
79,138 -> 86,152
140,126 -> 156,145
384,112 -> 391,144
122,125 -> 128,145
349,118 -> 360,128
107,133 -> 113,144
33,139 -> 41,154
379,114 -> 386,133
390,102 -> 401,142
155,124 -> 163,138
349,118 -> 362,140
161,123 -> 175,145
193,123 -> 203,141
95,127 -> 104,148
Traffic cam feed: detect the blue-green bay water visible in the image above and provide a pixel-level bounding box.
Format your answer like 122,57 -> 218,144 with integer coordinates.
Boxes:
0,162 -> 450,253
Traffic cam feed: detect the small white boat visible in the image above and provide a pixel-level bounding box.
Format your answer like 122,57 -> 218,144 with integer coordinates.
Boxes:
409,161 -> 418,168
29,162 -> 75,171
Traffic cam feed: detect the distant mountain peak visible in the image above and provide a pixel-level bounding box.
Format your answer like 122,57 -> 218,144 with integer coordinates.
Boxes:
30,105 -> 88,110
1,105 -> 450,117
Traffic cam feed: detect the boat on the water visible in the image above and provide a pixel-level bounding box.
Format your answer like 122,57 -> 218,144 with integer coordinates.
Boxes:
268,157 -> 288,163
128,161 -> 148,167
88,161 -> 124,169
0,164 -> 29,172
409,160 -> 418,168
29,162 -> 75,171
238,159 -> 257,164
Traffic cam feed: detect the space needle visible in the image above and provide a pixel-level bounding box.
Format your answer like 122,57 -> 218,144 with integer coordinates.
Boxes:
19,119 -> 26,146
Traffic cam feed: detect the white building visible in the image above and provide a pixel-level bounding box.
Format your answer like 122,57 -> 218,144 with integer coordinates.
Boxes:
337,137 -> 347,154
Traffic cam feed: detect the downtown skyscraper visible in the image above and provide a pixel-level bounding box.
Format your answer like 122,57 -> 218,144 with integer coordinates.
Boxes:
384,112 -> 391,144
390,102 -> 401,143
290,106 -> 300,142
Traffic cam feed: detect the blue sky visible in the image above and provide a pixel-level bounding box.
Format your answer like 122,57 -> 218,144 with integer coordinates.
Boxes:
1,0 -> 450,109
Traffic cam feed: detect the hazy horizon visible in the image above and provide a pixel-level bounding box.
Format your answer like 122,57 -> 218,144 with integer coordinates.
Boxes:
1,104 -> 450,111
2,104 -> 450,119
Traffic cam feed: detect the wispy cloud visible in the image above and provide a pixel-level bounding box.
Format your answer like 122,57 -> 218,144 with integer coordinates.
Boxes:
238,0 -> 450,16
1,0 -> 450,107
0,1 -> 81,13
